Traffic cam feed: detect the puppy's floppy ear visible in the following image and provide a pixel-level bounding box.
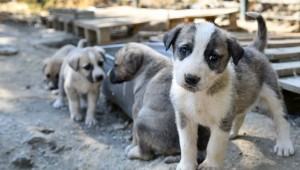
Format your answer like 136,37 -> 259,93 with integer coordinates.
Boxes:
124,48 -> 143,74
163,24 -> 184,51
68,54 -> 80,71
94,46 -> 106,62
227,36 -> 244,65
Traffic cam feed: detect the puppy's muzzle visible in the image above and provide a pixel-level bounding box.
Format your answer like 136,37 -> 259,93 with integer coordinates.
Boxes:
184,73 -> 200,86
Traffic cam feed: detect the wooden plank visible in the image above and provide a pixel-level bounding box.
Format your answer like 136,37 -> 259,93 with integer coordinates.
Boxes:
168,8 -> 238,20
232,32 -> 300,41
240,39 -> 300,48
74,17 -> 150,30
265,47 -> 300,61
272,61 -> 300,77
279,77 -> 300,94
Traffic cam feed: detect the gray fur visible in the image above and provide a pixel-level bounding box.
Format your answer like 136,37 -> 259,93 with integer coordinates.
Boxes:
246,12 -> 267,52
179,112 -> 187,129
109,43 -> 180,159
206,68 -> 229,95
219,113 -> 234,132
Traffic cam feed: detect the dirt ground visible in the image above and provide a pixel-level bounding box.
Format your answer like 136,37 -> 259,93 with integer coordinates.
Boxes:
0,20 -> 299,170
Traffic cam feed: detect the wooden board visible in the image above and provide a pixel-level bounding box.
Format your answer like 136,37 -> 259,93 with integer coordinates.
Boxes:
232,32 -> 300,41
168,8 -> 238,20
279,77 -> 300,94
74,17 -> 150,30
265,47 -> 300,61
241,39 -> 300,48
272,61 -> 300,77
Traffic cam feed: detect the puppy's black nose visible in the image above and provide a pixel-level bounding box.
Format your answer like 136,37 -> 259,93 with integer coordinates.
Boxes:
184,73 -> 200,86
96,75 -> 103,81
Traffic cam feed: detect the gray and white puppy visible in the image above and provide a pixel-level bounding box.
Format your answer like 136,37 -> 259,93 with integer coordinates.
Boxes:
108,42 -> 180,160
52,46 -> 106,126
164,12 -> 294,169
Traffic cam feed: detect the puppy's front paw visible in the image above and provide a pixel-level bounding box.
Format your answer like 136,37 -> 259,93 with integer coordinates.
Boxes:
229,131 -> 238,140
274,139 -> 294,157
197,159 -> 220,170
71,113 -> 83,122
52,99 -> 64,108
176,161 -> 197,170
85,116 -> 97,126
125,144 -> 133,154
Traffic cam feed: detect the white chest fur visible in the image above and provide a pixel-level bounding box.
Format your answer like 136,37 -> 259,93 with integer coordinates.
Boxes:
63,65 -> 100,94
170,74 -> 234,128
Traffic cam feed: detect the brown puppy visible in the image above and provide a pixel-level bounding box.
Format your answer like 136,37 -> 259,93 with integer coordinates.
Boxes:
109,42 -> 179,160
42,39 -> 87,90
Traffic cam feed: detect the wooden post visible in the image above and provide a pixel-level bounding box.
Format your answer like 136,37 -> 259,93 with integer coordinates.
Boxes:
240,0 -> 248,21
96,28 -> 110,45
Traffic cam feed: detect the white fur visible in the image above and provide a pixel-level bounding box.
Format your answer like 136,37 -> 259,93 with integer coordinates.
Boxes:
172,64 -> 235,169
173,22 -> 216,91
259,84 -> 294,156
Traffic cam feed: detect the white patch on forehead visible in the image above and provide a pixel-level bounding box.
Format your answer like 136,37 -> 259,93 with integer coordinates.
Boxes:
193,22 -> 215,56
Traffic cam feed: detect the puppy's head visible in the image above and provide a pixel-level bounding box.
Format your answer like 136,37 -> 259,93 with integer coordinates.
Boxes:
68,47 -> 106,83
109,43 -> 144,84
42,58 -> 62,90
164,22 -> 244,92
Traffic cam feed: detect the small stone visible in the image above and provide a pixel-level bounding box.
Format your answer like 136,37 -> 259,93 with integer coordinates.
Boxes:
0,45 -> 18,55
112,123 -> 126,131
25,85 -> 31,89
38,128 -> 55,135
239,152 -> 243,155
12,155 -> 33,168
48,141 -> 57,150
243,132 -> 247,136
27,136 -> 47,145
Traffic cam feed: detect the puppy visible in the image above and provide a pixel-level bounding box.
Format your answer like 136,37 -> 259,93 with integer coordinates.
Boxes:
52,46 -> 106,126
163,12 -> 294,169
42,39 -> 87,90
108,42 -> 180,160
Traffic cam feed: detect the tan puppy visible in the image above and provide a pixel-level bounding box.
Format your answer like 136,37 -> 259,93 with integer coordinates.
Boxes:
108,43 -> 210,161
42,39 -> 87,90
52,46 -> 106,126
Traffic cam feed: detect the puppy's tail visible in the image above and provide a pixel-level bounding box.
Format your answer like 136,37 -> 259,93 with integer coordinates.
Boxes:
77,39 -> 87,48
246,12 -> 267,53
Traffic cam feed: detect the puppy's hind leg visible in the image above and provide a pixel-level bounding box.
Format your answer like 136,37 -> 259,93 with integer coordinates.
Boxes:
230,112 -> 247,139
260,84 -> 294,157
127,117 -> 154,160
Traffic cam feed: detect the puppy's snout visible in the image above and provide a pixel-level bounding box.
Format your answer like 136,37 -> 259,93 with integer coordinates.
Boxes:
96,75 -> 103,81
184,73 -> 200,86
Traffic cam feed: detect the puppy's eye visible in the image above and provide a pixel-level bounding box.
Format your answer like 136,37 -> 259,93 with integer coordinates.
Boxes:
98,61 -> 103,67
46,74 -> 50,78
83,64 -> 92,70
208,55 -> 219,63
179,47 -> 189,55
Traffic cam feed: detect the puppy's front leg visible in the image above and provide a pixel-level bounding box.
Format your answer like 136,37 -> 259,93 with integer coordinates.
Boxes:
85,90 -> 99,126
176,111 -> 198,170
198,126 -> 229,169
65,88 -> 82,121
53,73 -> 65,108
